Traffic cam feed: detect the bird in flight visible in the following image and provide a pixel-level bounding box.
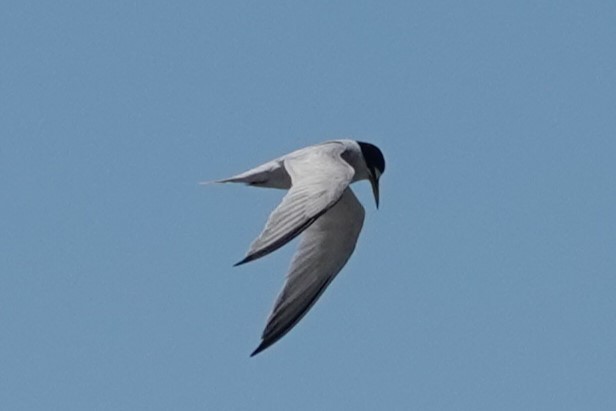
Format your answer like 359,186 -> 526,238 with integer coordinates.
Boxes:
208,139 -> 385,356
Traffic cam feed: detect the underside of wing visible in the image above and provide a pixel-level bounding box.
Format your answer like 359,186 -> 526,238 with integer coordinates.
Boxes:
236,143 -> 354,265
251,188 -> 365,356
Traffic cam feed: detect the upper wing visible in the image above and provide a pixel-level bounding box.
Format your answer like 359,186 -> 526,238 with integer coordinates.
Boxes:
207,157 -> 291,189
235,143 -> 354,265
250,188 -> 365,356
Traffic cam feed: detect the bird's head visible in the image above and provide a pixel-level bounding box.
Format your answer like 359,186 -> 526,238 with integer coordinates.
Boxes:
358,141 -> 385,209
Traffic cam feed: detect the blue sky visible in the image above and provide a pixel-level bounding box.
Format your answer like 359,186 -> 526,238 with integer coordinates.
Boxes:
2,1 -> 615,409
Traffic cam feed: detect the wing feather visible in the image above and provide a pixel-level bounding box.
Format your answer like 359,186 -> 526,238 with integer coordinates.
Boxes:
251,188 -> 365,356
236,143 -> 354,265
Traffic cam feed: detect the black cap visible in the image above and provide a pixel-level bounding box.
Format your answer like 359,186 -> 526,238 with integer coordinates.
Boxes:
357,141 -> 385,177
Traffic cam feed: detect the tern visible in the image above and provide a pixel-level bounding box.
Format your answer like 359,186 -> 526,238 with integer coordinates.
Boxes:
209,139 -> 385,356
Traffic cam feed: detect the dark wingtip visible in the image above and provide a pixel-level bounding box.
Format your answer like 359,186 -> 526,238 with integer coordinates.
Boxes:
250,341 -> 268,357
233,255 -> 254,267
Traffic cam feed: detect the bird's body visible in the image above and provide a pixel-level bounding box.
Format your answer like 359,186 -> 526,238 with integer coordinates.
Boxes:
216,140 -> 372,189
209,139 -> 385,356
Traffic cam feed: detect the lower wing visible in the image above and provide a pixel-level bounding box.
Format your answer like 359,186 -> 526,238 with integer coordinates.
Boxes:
251,187 -> 365,356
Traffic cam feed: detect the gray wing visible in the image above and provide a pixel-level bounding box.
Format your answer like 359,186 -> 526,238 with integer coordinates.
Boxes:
251,187 -> 365,356
210,158 -> 291,189
235,144 -> 354,266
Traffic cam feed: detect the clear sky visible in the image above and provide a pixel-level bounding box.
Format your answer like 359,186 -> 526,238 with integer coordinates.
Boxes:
2,1 -> 615,410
